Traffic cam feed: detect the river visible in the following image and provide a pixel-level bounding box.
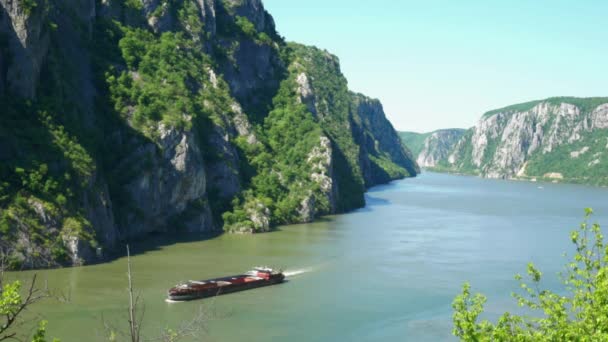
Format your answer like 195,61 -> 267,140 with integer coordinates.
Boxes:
14,172 -> 608,341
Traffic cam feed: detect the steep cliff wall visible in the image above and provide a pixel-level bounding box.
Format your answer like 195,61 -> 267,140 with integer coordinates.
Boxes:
415,129 -> 465,168
351,93 -> 419,185
399,129 -> 465,168
0,0 -> 50,98
0,0 -> 418,268
426,98 -> 608,185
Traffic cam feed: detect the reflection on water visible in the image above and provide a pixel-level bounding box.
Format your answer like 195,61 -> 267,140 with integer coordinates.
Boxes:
13,172 -> 608,341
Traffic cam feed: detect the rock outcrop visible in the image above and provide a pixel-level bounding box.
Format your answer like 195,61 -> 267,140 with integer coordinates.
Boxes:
121,124 -> 212,236
413,129 -> 465,168
0,0 -> 50,98
0,0 -> 418,268
299,135 -> 336,222
423,97 -> 608,185
351,93 -> 419,185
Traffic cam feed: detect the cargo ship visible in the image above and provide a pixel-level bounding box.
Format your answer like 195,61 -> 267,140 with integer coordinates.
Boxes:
167,267 -> 285,301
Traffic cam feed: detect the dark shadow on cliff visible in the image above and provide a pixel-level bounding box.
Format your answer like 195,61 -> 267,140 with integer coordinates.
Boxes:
328,137 -> 366,212
27,15 -> 184,255
0,4 -> 13,95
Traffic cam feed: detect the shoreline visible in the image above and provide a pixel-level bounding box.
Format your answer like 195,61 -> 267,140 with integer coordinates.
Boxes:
421,168 -> 608,189
8,174 -> 416,272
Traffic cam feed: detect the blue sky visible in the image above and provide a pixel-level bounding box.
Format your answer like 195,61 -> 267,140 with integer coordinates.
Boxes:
263,0 -> 608,132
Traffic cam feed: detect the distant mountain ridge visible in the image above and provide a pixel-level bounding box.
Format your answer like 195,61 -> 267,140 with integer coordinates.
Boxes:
399,131 -> 431,157
403,97 -> 608,185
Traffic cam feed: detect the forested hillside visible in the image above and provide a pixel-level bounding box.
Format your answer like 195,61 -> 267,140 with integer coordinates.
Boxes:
0,0 -> 417,268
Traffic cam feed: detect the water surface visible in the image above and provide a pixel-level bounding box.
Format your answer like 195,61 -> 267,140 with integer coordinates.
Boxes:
15,172 -> 608,341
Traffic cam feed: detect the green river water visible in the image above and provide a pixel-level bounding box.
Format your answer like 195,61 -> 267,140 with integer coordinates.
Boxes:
12,172 -> 608,341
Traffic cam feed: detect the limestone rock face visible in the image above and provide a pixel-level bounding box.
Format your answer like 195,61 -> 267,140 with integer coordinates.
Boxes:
122,124 -> 212,237
143,0 -> 216,36
432,98 -> 608,182
0,0 -> 50,98
197,0 -> 217,37
417,129 -> 465,167
143,0 -> 173,32
298,135 -> 337,222
297,195 -> 315,224
282,134 -> 342,223
308,136 -> 335,200
247,199 -> 270,232
215,0 -> 284,120
204,125 -> 241,200
458,103 -> 582,178
230,101 -> 258,144
14,198 -> 61,268
592,104 -> 608,129
84,174 -> 118,249
6,196 -> 102,268
296,73 -> 317,117
350,93 -> 419,186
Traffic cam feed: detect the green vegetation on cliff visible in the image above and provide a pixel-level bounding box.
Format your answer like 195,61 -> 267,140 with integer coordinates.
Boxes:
0,134 -> 92,269
0,0 -> 417,265
288,43 -> 366,210
399,131 -> 430,157
0,34 -> 104,268
223,70 -> 330,232
223,42 -> 417,231
525,129 -> 608,185
428,97 -> 608,186
110,27 -> 214,135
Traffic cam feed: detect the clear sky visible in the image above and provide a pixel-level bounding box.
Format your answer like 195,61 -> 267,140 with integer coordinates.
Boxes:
262,0 -> 608,132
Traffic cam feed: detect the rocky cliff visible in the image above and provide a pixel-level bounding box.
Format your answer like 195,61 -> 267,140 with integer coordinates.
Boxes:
400,129 -> 465,168
0,0 -> 417,268
423,97 -> 608,184
351,93 -> 419,185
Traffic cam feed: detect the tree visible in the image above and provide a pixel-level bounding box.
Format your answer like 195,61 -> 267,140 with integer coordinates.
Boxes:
103,246 -> 208,342
0,249 -> 59,342
0,242 -> 208,342
452,208 -> 608,341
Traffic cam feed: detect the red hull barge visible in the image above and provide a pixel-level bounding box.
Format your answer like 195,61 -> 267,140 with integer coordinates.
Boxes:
168,267 -> 285,301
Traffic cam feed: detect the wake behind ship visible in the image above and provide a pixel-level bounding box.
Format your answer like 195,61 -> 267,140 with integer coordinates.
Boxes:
168,267 -> 285,301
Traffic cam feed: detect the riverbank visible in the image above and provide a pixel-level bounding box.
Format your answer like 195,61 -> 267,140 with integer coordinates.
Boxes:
423,166 -> 608,188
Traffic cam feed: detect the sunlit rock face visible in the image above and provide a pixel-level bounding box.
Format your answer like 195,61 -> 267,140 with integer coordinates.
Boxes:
433,98 -> 608,183
416,129 -> 465,168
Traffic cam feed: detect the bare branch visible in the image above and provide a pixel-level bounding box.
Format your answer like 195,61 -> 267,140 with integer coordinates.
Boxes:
145,305 -> 209,342
104,244 -> 210,342
127,245 -> 140,342
0,273 -> 53,341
